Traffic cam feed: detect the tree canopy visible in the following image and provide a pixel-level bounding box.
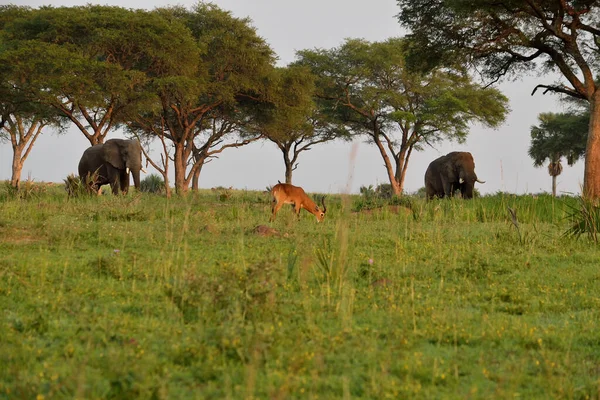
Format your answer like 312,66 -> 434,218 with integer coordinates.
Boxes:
296,37 -> 508,195
249,66 -> 347,184
0,5 -> 197,145
128,3 -> 275,194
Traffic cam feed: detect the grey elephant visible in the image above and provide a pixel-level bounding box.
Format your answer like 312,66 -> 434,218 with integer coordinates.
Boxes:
78,138 -> 144,195
424,151 -> 485,200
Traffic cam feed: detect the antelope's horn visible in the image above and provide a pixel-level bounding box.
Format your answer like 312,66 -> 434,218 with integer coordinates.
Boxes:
321,195 -> 327,213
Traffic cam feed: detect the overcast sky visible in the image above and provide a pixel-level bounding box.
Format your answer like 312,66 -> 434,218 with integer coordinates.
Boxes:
0,0 -> 582,195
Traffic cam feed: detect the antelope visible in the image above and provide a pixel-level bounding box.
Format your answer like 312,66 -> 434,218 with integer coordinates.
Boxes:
270,182 -> 327,222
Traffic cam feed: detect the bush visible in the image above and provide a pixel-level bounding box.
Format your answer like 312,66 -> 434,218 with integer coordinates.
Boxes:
140,174 -> 165,194
64,174 -> 87,198
3,178 -> 49,200
359,183 -> 396,200
64,172 -> 101,197
412,186 -> 481,199
389,194 -> 414,209
359,185 -> 376,200
564,195 -> 600,244
375,183 -> 394,199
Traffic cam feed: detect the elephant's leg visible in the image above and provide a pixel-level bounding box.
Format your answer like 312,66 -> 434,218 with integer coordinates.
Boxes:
110,182 -> 119,195
105,167 -> 120,195
120,171 -> 130,195
441,178 -> 453,197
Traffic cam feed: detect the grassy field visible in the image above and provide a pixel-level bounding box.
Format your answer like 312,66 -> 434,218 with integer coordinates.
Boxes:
1,183 -> 600,399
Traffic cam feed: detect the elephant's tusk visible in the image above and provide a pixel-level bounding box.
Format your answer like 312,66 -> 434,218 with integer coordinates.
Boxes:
476,179 -> 486,184
141,167 -> 147,174
459,178 -> 465,184
126,168 -> 130,175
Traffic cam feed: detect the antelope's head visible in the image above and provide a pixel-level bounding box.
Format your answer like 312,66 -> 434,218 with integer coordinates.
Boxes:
314,195 -> 327,222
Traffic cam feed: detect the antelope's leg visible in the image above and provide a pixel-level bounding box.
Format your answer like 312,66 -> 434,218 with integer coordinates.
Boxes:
271,200 -> 284,222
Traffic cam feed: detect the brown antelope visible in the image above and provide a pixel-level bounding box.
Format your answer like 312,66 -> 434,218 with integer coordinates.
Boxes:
270,182 -> 327,222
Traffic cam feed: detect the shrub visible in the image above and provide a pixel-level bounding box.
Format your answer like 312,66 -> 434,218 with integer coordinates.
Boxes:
359,185 -> 376,200
140,174 -> 165,194
64,174 -> 87,198
375,183 -> 394,199
3,178 -> 49,200
211,186 -> 233,201
564,195 -> 600,244
64,172 -> 101,197
389,194 -> 414,209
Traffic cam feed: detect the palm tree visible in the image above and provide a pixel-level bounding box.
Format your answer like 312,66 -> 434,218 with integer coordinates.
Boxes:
547,157 -> 564,197
529,112 -> 588,196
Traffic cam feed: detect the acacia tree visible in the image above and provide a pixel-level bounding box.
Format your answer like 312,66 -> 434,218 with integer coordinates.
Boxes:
189,107 -> 263,191
0,6 -> 66,188
0,5 -> 195,145
255,66 -> 346,184
0,116 -> 64,189
296,38 -> 508,195
398,0 -> 600,200
130,4 -> 274,194
529,112 -> 588,196
0,80 -> 65,189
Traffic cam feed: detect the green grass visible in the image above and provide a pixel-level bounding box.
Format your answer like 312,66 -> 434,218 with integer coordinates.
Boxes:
1,184 -> 599,399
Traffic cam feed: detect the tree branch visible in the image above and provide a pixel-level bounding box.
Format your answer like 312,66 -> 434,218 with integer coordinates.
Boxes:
531,84 -> 587,99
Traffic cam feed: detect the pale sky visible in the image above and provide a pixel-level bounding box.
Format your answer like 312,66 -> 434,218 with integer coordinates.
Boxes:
0,0 -> 582,195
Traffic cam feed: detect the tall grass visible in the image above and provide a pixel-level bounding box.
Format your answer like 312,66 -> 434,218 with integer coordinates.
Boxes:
564,194 -> 600,243
1,183 -> 599,398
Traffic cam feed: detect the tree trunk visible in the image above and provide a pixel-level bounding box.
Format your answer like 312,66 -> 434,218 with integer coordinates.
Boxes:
584,92 -> 600,200
191,162 -> 205,191
373,134 -> 402,195
6,117 -> 45,190
10,145 -> 24,189
283,151 -> 293,184
89,133 -> 105,146
173,143 -> 188,195
162,173 -> 172,198
552,175 -> 557,197
394,147 -> 412,195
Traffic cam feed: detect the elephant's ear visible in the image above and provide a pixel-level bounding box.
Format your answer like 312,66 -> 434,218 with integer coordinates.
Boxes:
102,140 -> 126,169
442,160 -> 455,178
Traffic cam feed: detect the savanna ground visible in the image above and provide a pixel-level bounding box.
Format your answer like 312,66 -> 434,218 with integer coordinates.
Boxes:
1,182 -> 600,399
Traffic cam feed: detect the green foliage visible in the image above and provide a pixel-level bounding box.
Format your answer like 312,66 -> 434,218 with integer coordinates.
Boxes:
2,177 -> 48,200
63,173 -> 101,198
139,174 -> 165,194
0,5 -> 197,145
397,0 -> 600,83
254,66 -> 347,182
564,195 -> 600,244
374,183 -> 394,199
128,3 -> 276,193
529,111 -> 588,166
356,184 -> 414,212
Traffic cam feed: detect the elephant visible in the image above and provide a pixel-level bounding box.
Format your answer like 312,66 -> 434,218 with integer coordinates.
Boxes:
78,138 -> 144,195
424,151 -> 485,200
